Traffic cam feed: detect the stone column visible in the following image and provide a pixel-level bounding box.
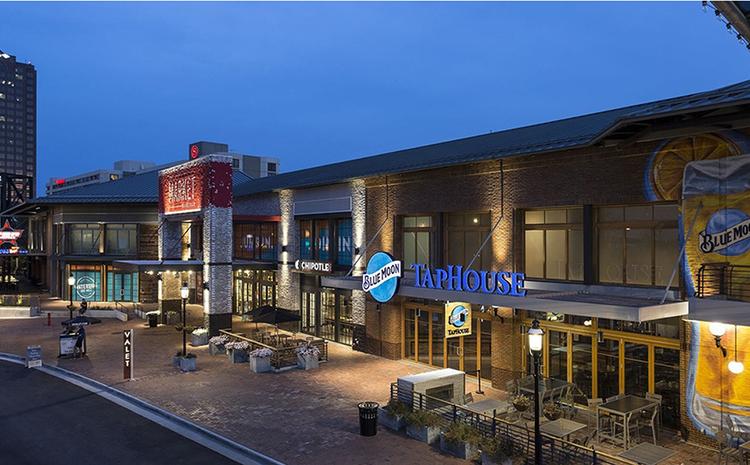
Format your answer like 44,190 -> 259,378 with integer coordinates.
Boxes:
203,206 -> 233,335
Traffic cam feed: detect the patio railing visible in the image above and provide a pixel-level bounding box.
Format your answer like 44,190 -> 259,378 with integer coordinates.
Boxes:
220,329 -> 328,370
697,262 -> 750,301
390,382 -> 637,465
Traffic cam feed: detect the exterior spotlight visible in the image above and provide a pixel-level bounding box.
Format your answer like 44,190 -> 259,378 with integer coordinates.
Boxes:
202,281 -> 210,291
281,245 -> 288,253
729,360 -> 744,374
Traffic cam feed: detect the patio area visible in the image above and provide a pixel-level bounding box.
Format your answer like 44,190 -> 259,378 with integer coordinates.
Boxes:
0,312 -> 723,465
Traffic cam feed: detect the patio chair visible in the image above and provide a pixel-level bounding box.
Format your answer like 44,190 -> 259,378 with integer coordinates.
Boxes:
557,386 -> 577,420
717,429 -> 746,464
587,398 -> 607,431
606,394 -> 625,402
464,392 -> 474,405
645,392 -> 663,428
505,379 -> 518,396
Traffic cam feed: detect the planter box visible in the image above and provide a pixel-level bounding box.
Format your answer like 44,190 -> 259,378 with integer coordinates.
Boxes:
209,342 -> 226,355
249,356 -> 272,373
406,424 -> 441,445
378,408 -> 406,432
440,434 -> 479,460
191,333 -> 208,347
179,356 -> 197,372
297,354 -> 319,370
481,452 -> 513,465
172,355 -> 182,368
229,349 -> 249,364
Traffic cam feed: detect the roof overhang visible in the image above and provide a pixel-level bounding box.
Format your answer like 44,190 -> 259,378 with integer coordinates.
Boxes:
113,259 -> 203,272
686,297 -> 750,327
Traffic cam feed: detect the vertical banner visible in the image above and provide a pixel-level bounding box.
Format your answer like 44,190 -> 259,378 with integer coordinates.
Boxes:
123,329 -> 133,380
445,302 -> 472,338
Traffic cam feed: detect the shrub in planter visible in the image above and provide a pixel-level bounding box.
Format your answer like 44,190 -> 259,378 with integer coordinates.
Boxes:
511,394 -> 531,413
543,401 -> 562,421
226,341 -> 249,363
249,348 -> 273,373
378,399 -> 410,431
440,421 -> 481,460
209,335 -> 229,355
178,352 -> 197,372
405,410 -> 443,445
295,343 -> 320,370
190,328 -> 209,347
480,437 -> 516,465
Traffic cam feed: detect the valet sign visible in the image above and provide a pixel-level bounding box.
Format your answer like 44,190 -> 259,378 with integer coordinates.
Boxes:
362,252 -> 402,303
699,209 -> 750,256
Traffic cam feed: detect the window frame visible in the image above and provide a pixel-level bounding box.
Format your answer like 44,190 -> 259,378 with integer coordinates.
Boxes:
522,207 -> 584,282
401,214 -> 434,270
296,216 -> 352,268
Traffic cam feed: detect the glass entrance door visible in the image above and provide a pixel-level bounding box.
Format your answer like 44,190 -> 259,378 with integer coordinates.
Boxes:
301,291 -> 317,336
447,338 -> 461,370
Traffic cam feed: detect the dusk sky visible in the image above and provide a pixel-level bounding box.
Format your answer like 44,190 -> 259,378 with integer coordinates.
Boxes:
1,1 -> 749,196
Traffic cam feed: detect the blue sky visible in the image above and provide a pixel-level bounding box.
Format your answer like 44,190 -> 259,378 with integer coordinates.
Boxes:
1,1 -> 749,196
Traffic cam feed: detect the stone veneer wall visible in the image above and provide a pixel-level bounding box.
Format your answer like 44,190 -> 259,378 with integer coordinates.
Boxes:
202,205 -> 233,334
277,189 -> 299,311
351,179 -> 367,325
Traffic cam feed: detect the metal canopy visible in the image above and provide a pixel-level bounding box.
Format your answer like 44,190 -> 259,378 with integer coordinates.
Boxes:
686,297 -> 750,327
112,259 -> 203,271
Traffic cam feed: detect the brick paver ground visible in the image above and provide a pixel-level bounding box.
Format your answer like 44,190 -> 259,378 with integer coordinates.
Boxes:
0,304 -> 720,465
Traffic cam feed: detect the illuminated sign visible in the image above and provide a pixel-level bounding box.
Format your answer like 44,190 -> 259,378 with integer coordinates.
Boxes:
123,330 -> 133,380
362,252 -> 401,303
75,276 -> 97,300
445,302 -> 472,338
0,220 -> 23,246
411,264 -> 526,297
159,159 -> 232,215
190,144 -> 200,159
294,259 -> 332,274
54,179 -> 65,185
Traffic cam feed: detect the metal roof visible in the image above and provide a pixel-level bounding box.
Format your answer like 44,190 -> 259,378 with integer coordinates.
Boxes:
235,79 -> 750,197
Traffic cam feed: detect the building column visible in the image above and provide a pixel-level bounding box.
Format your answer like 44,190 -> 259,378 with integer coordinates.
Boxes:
202,206 -> 233,336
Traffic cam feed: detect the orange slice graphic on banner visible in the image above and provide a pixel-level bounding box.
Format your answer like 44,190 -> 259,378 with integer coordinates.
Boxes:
651,134 -> 739,201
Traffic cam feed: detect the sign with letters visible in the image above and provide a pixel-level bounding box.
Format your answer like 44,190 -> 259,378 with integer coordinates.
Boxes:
158,158 -> 232,215
26,345 -> 42,368
445,302 -> 472,338
411,264 -> 526,297
294,259 -> 333,274
362,252 -> 401,303
123,329 -> 133,380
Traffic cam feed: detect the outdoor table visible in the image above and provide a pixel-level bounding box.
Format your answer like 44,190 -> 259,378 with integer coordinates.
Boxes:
465,399 -> 509,416
597,395 -> 658,449
618,442 -> 675,465
518,376 -> 573,414
539,418 -> 587,440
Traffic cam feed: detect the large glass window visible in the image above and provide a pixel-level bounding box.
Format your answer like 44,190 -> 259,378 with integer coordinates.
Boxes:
445,212 -> 491,270
297,218 -> 351,266
654,347 -> 680,429
571,334 -> 593,402
316,220 -> 330,261
70,266 -> 102,301
69,224 -> 101,255
336,219 -> 353,266
106,271 -> 139,301
431,312 -> 444,367
624,342 -> 648,397
597,204 -> 678,286
234,223 -> 277,261
300,220 -> 313,259
523,208 -> 583,281
105,224 -> 136,256
548,330 -> 568,382
403,216 -> 432,269
597,338 -> 620,400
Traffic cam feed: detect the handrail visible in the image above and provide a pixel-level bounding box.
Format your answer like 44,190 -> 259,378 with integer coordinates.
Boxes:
219,329 -> 329,369
697,262 -> 750,302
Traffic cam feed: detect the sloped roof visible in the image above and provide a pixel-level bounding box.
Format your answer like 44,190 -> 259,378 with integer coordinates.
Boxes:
234,79 -> 750,197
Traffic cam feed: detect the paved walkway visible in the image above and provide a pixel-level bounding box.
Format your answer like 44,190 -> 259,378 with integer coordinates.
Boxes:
0,310 -> 720,465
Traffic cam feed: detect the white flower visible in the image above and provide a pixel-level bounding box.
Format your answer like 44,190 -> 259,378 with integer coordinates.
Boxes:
209,335 -> 229,345
249,348 -> 273,358
192,328 -> 208,336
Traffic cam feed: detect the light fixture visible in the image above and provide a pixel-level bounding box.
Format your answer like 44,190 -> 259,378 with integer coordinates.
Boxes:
180,283 -> 189,300
202,281 -> 210,291
528,319 -> 544,354
67,275 -> 76,287
281,245 -> 288,253
354,247 -> 360,255
729,325 -> 744,374
711,322 -> 728,357
583,319 -> 593,327
472,217 -> 479,224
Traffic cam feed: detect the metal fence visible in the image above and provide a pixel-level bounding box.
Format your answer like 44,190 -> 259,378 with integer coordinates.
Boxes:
391,382 -> 637,465
697,262 -> 750,301
220,329 -> 328,369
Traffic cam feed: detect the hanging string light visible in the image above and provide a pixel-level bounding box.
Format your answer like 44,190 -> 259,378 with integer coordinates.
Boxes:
728,325 -> 744,374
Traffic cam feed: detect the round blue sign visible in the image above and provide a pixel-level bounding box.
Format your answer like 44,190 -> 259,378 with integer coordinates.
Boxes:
701,208 -> 750,256
363,252 -> 401,303
449,305 -> 469,328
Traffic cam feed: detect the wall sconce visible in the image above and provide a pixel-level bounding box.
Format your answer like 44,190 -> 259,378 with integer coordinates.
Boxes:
156,272 -> 163,281
355,247 -> 361,255
281,245 -> 288,253
710,322 -> 728,358
202,281 -> 210,291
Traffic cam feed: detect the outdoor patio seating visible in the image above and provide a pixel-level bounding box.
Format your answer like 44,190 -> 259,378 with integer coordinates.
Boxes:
645,392 -> 663,428
628,403 -> 659,445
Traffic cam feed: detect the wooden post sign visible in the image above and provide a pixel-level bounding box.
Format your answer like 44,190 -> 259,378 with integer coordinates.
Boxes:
123,329 -> 133,380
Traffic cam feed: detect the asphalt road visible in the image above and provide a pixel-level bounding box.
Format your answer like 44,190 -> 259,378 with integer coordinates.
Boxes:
0,361 -> 240,465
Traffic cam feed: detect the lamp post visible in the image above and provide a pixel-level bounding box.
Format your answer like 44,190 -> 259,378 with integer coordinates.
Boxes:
180,283 -> 189,358
67,275 -> 76,320
528,319 -> 544,465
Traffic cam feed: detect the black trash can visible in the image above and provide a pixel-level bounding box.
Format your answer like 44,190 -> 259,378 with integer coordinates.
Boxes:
358,401 -> 379,436
147,313 -> 158,328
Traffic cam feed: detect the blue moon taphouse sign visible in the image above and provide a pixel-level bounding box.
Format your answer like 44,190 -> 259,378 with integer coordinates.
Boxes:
362,252 -> 402,303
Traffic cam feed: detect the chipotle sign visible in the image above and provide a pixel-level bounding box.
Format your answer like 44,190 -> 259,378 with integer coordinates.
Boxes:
159,157 -> 232,215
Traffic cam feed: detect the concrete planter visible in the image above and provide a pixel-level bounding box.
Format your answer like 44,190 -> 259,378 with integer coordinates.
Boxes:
378,408 -> 406,432
481,452 -> 514,465
229,349 -> 248,364
297,353 -> 319,370
190,333 -> 208,347
178,356 -> 197,372
172,355 -> 182,368
249,356 -> 272,373
406,424 -> 441,445
209,342 -> 226,355
440,434 -> 479,460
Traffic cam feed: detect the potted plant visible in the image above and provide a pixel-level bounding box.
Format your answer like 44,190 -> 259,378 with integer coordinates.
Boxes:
543,401 -> 563,421
226,341 -> 249,363
405,409 -> 443,445
249,347 -> 273,373
209,335 -> 229,355
378,399 -> 410,431
511,394 -> 530,413
480,437 -> 516,465
179,352 -> 197,372
296,343 -> 320,370
190,327 -> 209,346
440,421 -> 481,460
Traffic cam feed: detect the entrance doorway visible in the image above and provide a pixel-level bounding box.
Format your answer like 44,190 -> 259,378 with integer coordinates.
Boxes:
403,304 -> 492,380
299,276 -> 353,345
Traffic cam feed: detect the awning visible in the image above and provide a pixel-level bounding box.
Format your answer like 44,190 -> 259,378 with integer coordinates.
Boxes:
686,297 -> 750,327
112,259 -> 203,272
321,275 -> 688,323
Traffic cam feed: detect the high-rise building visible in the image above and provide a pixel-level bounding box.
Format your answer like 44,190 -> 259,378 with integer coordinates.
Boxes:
0,51 -> 36,200
46,160 -> 156,195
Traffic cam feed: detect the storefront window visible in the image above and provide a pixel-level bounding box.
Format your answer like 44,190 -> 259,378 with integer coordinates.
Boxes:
316,220 -> 330,262
300,220 -> 313,259
336,219 -> 353,266
480,319 -> 492,380
405,309 -> 416,359
105,224 -> 136,255
548,330 -> 568,382
597,338 -> 620,400
70,266 -> 102,301
106,271 -> 139,301
597,204 -> 678,286
234,223 -> 277,261
69,224 -> 101,255
432,312 -> 444,367
624,342 -> 648,397
571,334 -> 593,402
523,207 -> 583,281
232,270 -> 277,313
417,310 -> 429,364
298,218 -> 351,266
654,347 -> 680,429
403,216 -> 432,269
445,212 -> 491,270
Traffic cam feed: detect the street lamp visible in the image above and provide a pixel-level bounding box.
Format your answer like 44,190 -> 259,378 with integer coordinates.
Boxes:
67,275 -> 76,320
180,283 -> 189,358
528,319 -> 544,465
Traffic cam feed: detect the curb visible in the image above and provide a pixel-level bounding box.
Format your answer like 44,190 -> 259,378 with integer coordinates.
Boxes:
0,352 -> 285,465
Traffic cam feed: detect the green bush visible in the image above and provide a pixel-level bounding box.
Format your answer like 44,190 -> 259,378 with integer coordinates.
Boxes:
443,421 -> 482,446
480,436 -> 514,460
405,409 -> 442,428
384,399 -> 410,417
